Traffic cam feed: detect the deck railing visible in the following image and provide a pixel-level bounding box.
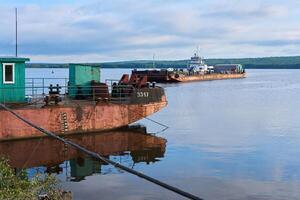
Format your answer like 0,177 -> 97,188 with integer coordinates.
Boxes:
25,78 -> 69,95
0,78 -> 163,106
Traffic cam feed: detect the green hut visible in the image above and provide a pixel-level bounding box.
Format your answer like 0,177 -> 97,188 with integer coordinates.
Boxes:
0,57 -> 30,103
68,64 -> 101,98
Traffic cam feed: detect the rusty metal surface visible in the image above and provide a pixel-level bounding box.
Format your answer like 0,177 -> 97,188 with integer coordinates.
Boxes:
132,69 -> 246,83
123,87 -> 165,104
0,95 -> 167,140
132,69 -> 171,83
169,73 -> 246,83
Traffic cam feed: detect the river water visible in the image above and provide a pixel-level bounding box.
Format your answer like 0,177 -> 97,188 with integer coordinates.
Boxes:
1,69 -> 300,200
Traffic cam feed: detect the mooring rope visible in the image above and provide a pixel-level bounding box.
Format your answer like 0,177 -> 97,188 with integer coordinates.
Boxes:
0,103 -> 203,200
145,117 -> 169,129
144,117 -> 169,134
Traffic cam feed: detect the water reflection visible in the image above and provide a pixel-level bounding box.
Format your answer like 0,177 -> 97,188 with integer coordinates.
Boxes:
0,126 -> 166,182
20,69 -> 300,199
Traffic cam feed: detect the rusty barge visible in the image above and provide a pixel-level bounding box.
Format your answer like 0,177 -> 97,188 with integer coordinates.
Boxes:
132,53 -> 246,83
0,57 -> 167,141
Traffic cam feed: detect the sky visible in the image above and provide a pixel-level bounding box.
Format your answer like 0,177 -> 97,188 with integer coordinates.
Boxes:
0,0 -> 300,62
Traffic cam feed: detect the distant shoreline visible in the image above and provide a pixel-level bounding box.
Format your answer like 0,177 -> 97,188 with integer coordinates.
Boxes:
26,65 -> 300,69
26,56 -> 300,69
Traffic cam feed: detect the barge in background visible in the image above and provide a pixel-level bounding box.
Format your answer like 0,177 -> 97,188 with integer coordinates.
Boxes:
0,57 -> 167,141
132,53 -> 246,83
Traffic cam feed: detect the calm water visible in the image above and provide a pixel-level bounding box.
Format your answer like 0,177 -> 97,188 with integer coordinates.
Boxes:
2,69 -> 300,200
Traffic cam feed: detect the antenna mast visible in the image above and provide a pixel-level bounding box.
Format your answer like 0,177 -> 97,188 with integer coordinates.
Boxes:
15,7 -> 18,57
152,53 -> 155,69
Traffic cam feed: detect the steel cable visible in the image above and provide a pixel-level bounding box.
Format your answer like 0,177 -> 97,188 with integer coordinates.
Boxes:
0,103 -> 203,200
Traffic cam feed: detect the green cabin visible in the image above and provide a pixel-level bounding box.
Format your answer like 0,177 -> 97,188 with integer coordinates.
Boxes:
0,57 -> 30,103
68,64 -> 101,98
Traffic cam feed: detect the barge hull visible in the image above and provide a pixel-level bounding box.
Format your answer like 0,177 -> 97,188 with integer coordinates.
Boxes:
169,73 -> 246,83
0,98 -> 167,141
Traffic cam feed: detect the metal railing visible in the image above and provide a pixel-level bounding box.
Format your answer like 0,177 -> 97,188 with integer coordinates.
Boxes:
0,86 -> 129,104
0,77 -> 164,106
25,78 -> 69,95
0,85 -> 163,107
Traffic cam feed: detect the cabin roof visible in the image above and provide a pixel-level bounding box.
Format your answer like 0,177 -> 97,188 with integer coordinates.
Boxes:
0,57 -> 30,62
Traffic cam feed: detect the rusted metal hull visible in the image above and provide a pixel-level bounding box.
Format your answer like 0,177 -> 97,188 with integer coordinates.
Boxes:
0,96 -> 167,140
131,70 -> 172,83
132,70 -> 246,83
169,73 -> 246,83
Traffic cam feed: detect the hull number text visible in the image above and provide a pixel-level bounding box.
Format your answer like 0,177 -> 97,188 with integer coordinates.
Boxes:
137,92 -> 149,98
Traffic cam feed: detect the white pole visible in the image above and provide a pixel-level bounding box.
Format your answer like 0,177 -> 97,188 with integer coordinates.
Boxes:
15,8 -> 18,57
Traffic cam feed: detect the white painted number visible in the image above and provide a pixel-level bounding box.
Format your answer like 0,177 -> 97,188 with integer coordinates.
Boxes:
137,92 -> 149,98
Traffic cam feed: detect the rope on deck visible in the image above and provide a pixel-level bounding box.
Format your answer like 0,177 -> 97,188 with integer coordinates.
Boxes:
0,103 -> 203,200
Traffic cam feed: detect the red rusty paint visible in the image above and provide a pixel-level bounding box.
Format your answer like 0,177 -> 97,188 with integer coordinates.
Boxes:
169,73 -> 246,83
0,96 -> 167,140
132,70 -> 246,83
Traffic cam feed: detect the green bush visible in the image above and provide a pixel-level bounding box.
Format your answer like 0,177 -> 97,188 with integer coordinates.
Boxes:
0,158 -> 64,200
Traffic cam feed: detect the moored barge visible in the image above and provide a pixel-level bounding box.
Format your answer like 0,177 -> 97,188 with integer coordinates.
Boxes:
0,57 -> 167,140
132,53 -> 246,83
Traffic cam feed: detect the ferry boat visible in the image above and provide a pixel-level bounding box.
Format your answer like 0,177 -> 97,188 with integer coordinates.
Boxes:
0,57 -> 167,140
132,53 -> 246,83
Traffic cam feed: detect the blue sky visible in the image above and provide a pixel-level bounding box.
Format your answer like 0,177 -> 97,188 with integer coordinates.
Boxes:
0,0 -> 300,62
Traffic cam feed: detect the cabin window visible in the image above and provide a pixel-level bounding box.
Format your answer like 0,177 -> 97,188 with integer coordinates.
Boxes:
3,63 -> 15,84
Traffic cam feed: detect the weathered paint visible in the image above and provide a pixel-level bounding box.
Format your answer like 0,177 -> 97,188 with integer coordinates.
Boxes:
0,57 -> 29,103
132,69 -> 170,83
132,70 -> 246,83
69,64 -> 101,98
214,64 -> 244,73
169,73 -> 246,83
0,96 -> 167,140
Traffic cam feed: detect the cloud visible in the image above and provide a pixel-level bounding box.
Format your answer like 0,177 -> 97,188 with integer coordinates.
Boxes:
0,0 -> 299,62
235,39 -> 300,47
203,2 -> 288,19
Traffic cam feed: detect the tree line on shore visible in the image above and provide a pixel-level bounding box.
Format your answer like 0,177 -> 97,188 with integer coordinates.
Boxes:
26,56 -> 300,69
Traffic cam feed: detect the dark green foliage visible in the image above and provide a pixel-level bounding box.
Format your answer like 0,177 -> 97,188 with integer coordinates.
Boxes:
26,56 -> 300,69
0,158 -> 64,200
204,56 -> 300,69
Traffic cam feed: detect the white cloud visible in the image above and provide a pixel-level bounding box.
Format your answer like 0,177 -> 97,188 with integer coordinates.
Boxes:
0,0 -> 299,62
